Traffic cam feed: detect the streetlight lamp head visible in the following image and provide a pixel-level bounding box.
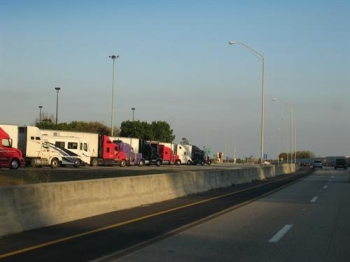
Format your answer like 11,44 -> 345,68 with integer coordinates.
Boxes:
55,87 -> 60,91
228,41 -> 236,45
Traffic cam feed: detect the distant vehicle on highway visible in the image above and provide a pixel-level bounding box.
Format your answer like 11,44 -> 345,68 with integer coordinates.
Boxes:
334,158 -> 347,170
313,160 -> 323,169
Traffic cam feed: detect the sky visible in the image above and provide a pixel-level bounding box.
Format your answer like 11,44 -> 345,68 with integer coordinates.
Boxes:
1,0 -> 349,159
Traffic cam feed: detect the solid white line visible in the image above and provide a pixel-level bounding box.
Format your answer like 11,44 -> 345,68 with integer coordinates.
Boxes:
310,197 -> 318,203
269,224 -> 293,243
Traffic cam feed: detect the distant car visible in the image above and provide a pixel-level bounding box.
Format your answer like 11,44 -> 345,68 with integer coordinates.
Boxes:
313,160 -> 323,169
334,158 -> 347,170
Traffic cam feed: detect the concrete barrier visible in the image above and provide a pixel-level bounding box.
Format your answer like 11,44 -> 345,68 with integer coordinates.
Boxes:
0,164 -> 295,237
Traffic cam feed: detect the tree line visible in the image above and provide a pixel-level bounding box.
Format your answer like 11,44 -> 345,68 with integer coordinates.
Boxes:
278,151 -> 315,160
35,118 -> 175,143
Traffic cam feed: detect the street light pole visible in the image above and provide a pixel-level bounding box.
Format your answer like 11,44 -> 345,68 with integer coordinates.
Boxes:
109,55 -> 120,136
131,107 -> 135,121
229,41 -> 265,164
272,98 -> 294,164
39,106 -> 43,122
54,87 -> 60,126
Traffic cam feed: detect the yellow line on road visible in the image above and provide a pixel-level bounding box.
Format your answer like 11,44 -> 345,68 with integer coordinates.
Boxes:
0,175 -> 293,259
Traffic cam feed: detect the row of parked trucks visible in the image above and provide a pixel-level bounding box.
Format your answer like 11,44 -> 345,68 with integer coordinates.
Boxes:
0,124 -> 211,169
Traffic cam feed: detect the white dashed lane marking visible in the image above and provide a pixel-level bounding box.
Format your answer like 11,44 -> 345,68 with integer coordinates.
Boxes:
269,225 -> 293,243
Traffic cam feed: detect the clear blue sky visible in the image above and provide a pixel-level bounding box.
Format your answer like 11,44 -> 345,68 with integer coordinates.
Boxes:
1,0 -> 349,159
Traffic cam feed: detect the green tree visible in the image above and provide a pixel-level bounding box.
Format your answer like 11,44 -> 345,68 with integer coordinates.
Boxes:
150,121 -> 175,142
279,150 -> 315,161
36,120 -> 114,135
119,120 -> 175,142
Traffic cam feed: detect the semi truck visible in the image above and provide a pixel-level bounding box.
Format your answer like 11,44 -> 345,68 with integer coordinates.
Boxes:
0,126 -> 25,169
159,142 -> 192,165
112,137 -> 164,167
183,144 -> 211,165
41,129 -> 130,167
158,144 -> 178,165
138,139 -> 162,166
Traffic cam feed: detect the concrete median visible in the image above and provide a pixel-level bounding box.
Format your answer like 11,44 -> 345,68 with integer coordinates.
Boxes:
0,164 -> 295,237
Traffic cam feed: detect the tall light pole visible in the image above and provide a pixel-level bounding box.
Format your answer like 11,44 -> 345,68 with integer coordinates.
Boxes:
229,41 -> 265,164
272,98 -> 294,164
131,107 -> 135,121
109,55 -> 120,136
54,87 -> 60,126
39,106 -> 43,122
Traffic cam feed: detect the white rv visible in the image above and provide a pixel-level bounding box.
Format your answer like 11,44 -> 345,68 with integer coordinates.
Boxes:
17,126 -> 63,168
41,129 -> 99,165
41,135 -> 91,166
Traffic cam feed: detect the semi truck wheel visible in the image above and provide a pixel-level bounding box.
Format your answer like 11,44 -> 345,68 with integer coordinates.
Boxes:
156,160 -> 161,167
10,159 -> 20,169
175,160 -> 181,166
74,159 -> 81,168
138,159 -> 145,167
91,158 -> 98,167
50,158 -> 59,168
120,160 -> 126,167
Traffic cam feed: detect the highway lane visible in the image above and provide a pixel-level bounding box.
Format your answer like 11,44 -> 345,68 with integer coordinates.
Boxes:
0,168 -> 309,262
105,167 -> 350,262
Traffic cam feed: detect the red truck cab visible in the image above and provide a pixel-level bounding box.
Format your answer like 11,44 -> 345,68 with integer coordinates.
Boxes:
158,144 -> 179,165
0,127 -> 25,169
94,135 -> 128,167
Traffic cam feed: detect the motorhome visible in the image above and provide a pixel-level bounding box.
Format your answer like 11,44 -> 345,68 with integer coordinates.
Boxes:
18,126 -> 64,168
41,130 -> 129,167
41,134 -> 90,166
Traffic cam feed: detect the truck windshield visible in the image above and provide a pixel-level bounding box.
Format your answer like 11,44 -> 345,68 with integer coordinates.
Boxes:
1,138 -> 11,147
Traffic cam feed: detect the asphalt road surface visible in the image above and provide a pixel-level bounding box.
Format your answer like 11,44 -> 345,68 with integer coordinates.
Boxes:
109,167 -> 350,262
1,167 -> 349,262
